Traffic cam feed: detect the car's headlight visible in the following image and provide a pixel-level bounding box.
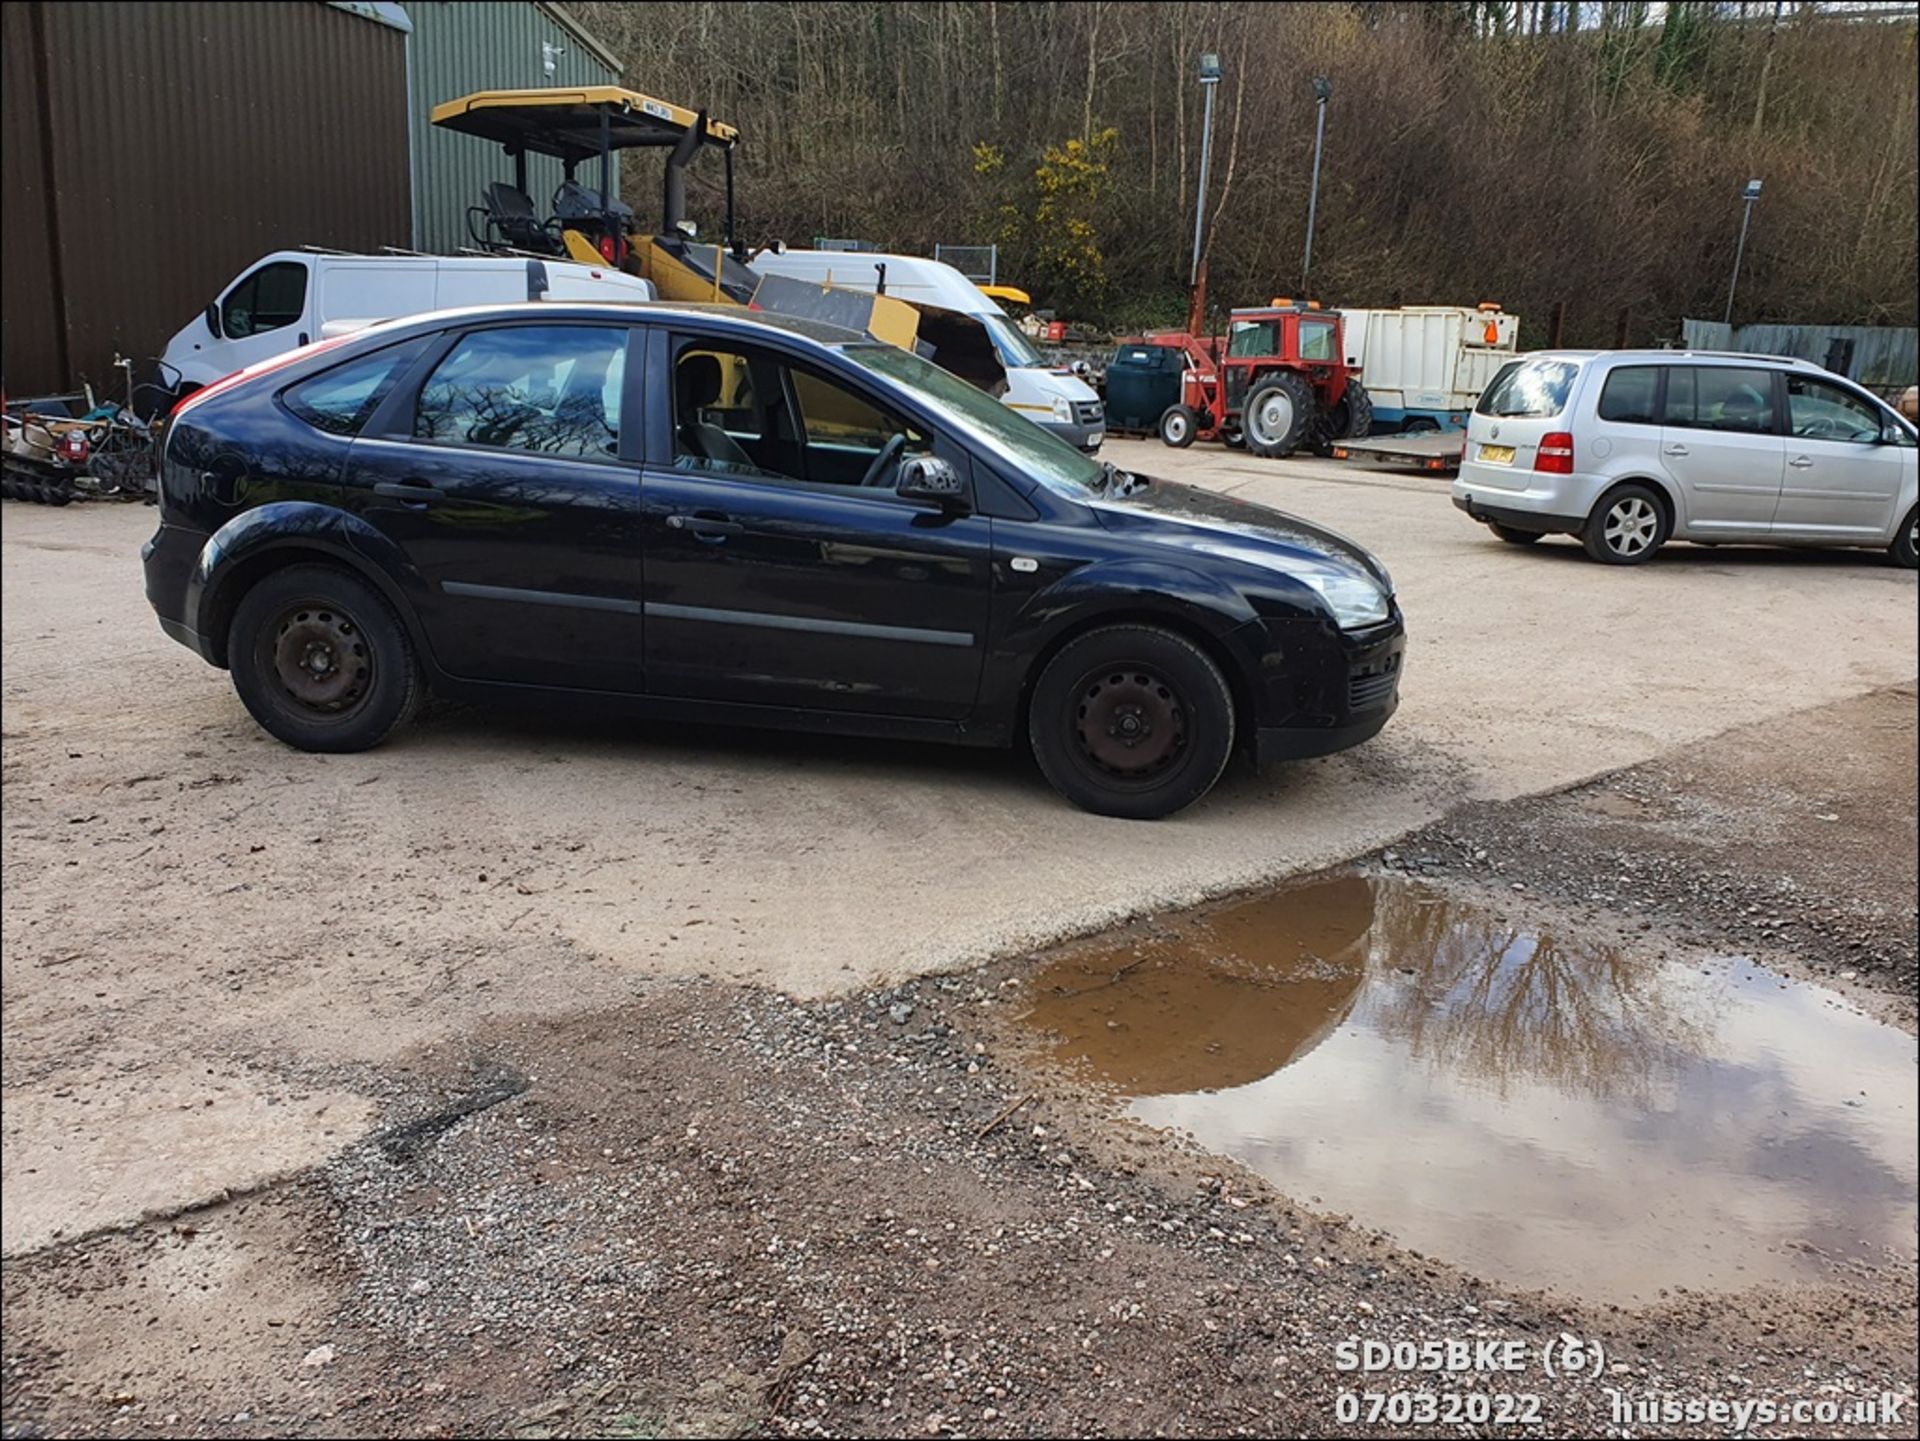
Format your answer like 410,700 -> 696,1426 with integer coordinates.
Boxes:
1299,569 -> 1391,629
1050,395 -> 1073,423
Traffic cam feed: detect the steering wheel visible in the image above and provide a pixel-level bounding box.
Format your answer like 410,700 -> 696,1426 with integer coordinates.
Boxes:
861,433 -> 907,488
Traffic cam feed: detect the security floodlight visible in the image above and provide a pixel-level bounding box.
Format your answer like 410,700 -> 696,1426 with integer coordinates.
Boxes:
1199,53 -> 1222,84
1744,178 -> 1763,201
1313,74 -> 1333,102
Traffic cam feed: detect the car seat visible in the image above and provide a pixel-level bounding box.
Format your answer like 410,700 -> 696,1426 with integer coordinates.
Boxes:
677,355 -> 753,468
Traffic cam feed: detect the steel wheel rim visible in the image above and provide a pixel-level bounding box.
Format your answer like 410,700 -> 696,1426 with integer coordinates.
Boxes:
1165,413 -> 1189,443
269,601 -> 372,717
1605,496 -> 1657,555
1251,392 -> 1293,445
1072,666 -> 1188,781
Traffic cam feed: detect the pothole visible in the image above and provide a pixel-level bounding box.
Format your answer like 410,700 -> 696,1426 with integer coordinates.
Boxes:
1016,873 -> 1918,1304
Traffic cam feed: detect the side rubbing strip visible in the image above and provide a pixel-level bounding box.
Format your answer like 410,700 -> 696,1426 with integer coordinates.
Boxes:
443,580 -> 641,614
645,602 -> 973,647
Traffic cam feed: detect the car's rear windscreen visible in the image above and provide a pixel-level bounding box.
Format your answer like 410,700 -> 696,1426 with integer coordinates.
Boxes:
1476,359 -> 1580,418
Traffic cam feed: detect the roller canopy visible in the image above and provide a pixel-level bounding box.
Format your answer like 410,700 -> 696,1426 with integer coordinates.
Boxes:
430,87 -> 737,162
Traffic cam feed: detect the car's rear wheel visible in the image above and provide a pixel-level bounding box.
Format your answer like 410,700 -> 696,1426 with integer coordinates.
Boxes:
1158,404 -> 1198,448
228,563 -> 421,752
1489,522 -> 1542,546
1581,483 -> 1669,565
1028,624 -> 1235,820
1891,504 -> 1918,569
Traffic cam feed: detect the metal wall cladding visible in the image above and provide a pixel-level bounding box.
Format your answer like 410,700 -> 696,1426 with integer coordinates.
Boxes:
407,2 -> 622,255
1,2 -> 411,397
1684,319 -> 1919,398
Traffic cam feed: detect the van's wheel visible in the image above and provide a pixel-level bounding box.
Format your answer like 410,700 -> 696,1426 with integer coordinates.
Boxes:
1158,404 -> 1198,448
1028,625 -> 1235,820
1581,483 -> 1669,565
228,563 -> 422,752
1242,372 -> 1315,458
1892,504 -> 1918,569
1488,523 -> 1542,546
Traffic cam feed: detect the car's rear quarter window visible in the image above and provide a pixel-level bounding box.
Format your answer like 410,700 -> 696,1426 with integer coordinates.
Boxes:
283,338 -> 428,437
1596,366 -> 1660,424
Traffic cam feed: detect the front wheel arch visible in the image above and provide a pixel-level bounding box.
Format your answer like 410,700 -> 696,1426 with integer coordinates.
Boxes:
1015,607 -> 1255,763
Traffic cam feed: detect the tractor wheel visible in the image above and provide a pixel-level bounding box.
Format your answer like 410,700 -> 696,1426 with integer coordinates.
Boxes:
1242,372 -> 1316,458
1326,380 -> 1374,441
1158,404 -> 1198,449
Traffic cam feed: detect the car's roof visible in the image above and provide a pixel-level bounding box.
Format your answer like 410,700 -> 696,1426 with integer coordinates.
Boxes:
1519,348 -> 1820,370
360,300 -> 869,346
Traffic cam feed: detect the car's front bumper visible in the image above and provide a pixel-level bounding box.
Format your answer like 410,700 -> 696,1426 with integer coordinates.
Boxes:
1237,611 -> 1405,768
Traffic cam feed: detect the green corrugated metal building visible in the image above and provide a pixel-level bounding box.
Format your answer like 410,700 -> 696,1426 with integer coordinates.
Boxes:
404,1 -> 622,252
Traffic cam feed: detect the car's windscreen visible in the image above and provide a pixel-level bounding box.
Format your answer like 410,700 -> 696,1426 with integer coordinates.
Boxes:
841,343 -> 1106,497
1476,359 -> 1580,418
983,315 -> 1044,369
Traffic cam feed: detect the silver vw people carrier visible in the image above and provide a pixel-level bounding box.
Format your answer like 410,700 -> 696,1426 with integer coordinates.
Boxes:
1452,350 -> 1918,567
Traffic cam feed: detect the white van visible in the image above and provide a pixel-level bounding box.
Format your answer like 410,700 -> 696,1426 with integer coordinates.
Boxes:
748,248 -> 1105,451
161,251 -> 655,397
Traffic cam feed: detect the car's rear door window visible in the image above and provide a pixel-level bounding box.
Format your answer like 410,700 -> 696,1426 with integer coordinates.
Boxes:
414,325 -> 625,459
1596,366 -> 1660,424
1476,359 -> 1578,417
282,338 -> 429,436
1662,366 -> 1775,434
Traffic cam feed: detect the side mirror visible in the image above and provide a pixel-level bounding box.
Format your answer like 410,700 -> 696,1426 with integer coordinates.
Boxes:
896,455 -> 968,511
205,303 -> 223,339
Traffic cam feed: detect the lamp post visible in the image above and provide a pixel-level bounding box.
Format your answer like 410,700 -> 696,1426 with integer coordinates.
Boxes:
1302,75 -> 1331,298
1189,52 -> 1222,288
1724,178 -> 1762,327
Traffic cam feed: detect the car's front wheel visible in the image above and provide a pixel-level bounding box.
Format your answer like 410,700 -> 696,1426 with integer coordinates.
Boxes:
1489,522 -> 1542,546
1891,504 -> 1917,569
228,563 -> 421,752
1028,625 -> 1236,820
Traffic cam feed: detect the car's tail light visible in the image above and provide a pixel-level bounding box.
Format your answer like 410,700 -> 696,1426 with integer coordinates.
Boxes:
1535,431 -> 1575,474
171,335 -> 355,422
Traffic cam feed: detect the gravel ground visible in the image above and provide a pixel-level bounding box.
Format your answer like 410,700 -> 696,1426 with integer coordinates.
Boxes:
4,686 -> 1915,1438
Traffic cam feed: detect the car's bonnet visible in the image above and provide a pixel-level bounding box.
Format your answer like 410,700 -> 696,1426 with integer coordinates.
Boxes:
1089,479 -> 1392,591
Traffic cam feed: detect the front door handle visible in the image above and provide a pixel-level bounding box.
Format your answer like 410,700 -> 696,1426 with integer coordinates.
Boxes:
1788,455 -> 1814,469
667,511 -> 743,541
372,480 -> 442,506
1662,444 -> 1689,457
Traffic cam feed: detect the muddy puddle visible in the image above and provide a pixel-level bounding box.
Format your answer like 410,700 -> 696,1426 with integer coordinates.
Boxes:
1019,875 -> 1918,1304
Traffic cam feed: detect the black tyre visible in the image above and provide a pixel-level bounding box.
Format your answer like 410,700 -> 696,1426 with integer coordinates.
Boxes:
1222,425 -> 1246,449
1028,624 -> 1236,820
1580,482 -> 1669,565
44,480 -> 73,507
1891,505 -> 1917,569
1242,372 -> 1316,458
1324,379 -> 1374,442
1489,522 -> 1542,546
1158,404 -> 1198,448
227,563 -> 421,752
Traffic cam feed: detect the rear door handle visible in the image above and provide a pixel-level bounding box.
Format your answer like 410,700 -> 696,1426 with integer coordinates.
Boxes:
667,511 -> 743,541
1662,444 -> 1689,457
1788,456 -> 1814,468
372,480 -> 442,506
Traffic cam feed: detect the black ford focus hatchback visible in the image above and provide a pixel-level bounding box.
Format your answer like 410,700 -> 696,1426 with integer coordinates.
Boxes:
144,304 -> 1404,819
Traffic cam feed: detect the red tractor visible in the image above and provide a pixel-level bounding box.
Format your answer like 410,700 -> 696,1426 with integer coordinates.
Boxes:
1157,300 -> 1372,458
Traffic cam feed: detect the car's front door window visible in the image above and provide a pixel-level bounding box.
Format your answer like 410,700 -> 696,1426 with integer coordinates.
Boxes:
1785,376 -> 1886,445
671,342 -> 927,491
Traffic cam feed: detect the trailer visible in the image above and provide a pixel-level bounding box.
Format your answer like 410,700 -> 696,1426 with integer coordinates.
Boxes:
1328,429 -> 1465,472
1338,305 -> 1518,434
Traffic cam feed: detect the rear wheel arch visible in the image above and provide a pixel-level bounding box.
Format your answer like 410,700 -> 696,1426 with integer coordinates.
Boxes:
201,539 -> 428,671
1607,473 -> 1679,531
